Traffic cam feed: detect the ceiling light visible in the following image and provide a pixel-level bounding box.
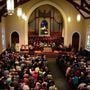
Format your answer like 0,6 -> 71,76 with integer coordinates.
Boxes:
7,0 -> 14,15
68,16 -> 71,22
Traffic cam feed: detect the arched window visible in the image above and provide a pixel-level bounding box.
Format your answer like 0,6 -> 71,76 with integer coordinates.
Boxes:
1,27 -> 6,50
86,27 -> 90,51
40,20 -> 48,35
87,35 -> 90,46
86,34 -> 90,50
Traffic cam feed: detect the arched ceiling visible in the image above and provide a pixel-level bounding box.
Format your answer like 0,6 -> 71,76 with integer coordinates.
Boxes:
67,0 -> 90,19
29,4 -> 63,23
0,0 -> 89,21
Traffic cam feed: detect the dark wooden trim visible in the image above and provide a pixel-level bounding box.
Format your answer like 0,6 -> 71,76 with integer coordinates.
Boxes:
0,1 -> 6,6
66,0 -> 90,19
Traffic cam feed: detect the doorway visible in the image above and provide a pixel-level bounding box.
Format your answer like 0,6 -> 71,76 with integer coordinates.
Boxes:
11,32 -> 19,50
72,32 -> 79,51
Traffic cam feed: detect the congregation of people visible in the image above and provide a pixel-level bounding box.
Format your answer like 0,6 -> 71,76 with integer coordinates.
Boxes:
56,51 -> 90,90
0,41 -> 90,90
0,50 -> 57,90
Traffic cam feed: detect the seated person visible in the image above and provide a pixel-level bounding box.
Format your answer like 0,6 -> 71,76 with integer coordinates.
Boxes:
28,44 -> 34,55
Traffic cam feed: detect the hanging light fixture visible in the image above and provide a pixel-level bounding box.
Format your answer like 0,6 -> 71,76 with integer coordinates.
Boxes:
7,0 -> 14,15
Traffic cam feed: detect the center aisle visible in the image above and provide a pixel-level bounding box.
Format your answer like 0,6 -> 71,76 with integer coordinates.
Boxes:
47,58 -> 69,90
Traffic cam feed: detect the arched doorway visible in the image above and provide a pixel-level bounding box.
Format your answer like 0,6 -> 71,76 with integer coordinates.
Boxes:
11,31 -> 19,47
72,32 -> 79,51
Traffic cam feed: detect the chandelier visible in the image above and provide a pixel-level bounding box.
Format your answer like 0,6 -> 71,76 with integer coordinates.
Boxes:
6,0 -> 14,15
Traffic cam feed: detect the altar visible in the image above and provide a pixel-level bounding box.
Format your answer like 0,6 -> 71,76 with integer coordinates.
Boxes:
43,47 -> 52,52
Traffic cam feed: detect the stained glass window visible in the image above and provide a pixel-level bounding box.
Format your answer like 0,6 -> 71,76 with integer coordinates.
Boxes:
1,27 -> 6,50
87,34 -> 90,48
40,20 -> 48,35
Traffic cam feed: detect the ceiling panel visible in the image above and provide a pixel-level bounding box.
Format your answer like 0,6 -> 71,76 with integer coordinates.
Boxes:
67,0 -> 90,19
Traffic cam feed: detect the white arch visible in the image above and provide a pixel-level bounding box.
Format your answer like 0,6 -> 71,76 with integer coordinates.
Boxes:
25,0 -> 67,45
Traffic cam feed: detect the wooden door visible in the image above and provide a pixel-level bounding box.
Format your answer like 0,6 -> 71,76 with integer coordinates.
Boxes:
72,32 -> 79,51
11,31 -> 19,45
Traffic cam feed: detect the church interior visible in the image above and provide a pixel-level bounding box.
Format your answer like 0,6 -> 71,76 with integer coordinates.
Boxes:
0,0 -> 90,90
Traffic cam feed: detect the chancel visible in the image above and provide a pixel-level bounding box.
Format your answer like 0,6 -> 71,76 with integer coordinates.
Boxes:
0,0 -> 90,90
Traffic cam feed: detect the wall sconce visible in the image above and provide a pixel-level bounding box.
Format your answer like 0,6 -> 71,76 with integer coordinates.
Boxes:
22,12 -> 27,21
17,7 -> 22,17
68,16 -> 71,22
17,7 -> 27,21
7,0 -> 14,15
77,14 -> 81,22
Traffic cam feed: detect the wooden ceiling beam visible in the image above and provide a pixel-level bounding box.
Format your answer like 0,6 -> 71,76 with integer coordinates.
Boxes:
0,0 -> 6,6
0,0 -> 31,22
15,0 -> 30,7
67,0 -> 90,19
84,0 -> 90,9
67,0 -> 90,14
0,5 -> 7,17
